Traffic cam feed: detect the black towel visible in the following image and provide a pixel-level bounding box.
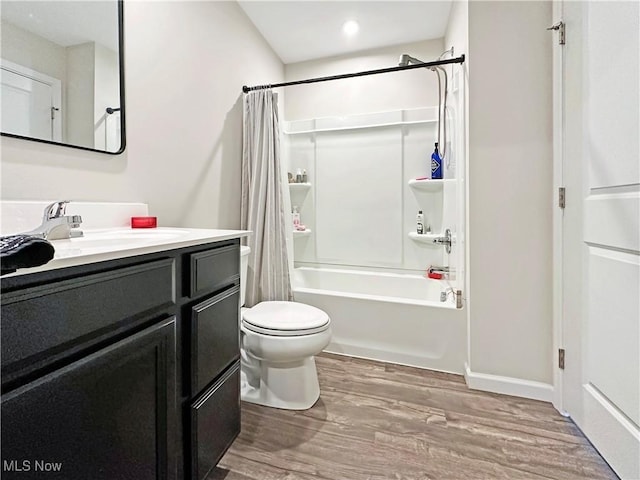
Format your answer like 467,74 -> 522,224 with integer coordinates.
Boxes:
0,235 -> 55,275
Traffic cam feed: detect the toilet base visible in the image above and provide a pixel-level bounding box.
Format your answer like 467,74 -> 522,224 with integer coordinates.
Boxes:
240,355 -> 321,410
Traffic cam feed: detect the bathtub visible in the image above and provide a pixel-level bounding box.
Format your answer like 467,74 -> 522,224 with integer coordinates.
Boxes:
292,267 -> 467,374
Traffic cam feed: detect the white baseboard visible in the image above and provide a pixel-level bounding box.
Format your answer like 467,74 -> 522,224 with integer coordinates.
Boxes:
464,363 -> 554,402
581,383 -> 640,479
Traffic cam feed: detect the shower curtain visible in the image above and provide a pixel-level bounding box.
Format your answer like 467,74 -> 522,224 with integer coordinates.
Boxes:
241,90 -> 293,306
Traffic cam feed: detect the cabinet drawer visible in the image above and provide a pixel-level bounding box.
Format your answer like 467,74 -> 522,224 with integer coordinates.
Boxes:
1,259 -> 175,378
191,286 -> 239,395
190,362 -> 240,480
190,244 -> 239,298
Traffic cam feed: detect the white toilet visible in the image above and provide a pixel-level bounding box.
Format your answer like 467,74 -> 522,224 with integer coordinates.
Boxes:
239,246 -> 332,410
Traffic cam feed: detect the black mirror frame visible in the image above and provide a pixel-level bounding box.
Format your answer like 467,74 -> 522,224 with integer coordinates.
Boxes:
1,0 -> 126,155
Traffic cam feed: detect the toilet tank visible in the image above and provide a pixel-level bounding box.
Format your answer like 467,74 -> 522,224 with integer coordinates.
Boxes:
240,246 -> 251,306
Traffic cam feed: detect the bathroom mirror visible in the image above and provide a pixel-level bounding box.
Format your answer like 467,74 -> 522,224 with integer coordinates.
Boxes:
0,0 -> 125,154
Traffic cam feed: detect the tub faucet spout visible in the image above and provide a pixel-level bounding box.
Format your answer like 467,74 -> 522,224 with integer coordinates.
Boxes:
23,200 -> 83,240
429,265 -> 450,274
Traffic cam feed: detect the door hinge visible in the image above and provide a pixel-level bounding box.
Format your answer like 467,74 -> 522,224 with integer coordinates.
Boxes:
547,21 -> 566,45
558,187 -> 566,209
558,348 -> 565,369
51,107 -> 60,120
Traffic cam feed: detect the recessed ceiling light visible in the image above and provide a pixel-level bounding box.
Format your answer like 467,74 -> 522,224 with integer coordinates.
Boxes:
342,20 -> 359,36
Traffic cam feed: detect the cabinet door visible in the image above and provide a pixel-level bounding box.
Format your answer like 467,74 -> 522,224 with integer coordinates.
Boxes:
1,318 -> 177,480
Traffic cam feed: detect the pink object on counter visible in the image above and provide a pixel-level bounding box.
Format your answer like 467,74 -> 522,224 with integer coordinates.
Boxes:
131,216 -> 157,228
415,176 -> 429,180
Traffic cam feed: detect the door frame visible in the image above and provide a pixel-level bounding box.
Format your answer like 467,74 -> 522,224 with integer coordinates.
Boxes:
551,0 -> 565,415
1,58 -> 62,142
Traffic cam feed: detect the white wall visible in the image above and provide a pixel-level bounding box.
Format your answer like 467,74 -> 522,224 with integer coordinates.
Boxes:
1,20 -> 68,140
467,1 -> 553,384
284,39 -> 444,121
0,20 -> 66,83
66,43 -> 95,149
1,1 -> 283,230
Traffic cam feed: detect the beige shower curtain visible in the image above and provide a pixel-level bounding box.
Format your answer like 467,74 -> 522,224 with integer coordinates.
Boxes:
241,90 -> 293,306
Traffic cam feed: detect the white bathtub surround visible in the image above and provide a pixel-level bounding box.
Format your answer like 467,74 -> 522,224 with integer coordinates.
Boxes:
283,108 -> 455,272
293,266 -> 466,374
242,90 -> 292,306
282,105 -> 467,372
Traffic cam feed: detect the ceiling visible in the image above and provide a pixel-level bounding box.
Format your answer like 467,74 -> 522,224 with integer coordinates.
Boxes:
1,1 -> 119,52
237,1 -> 453,64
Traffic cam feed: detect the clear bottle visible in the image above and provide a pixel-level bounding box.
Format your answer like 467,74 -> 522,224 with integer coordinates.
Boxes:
292,206 -> 301,227
302,169 -> 308,183
416,210 -> 424,234
295,168 -> 303,183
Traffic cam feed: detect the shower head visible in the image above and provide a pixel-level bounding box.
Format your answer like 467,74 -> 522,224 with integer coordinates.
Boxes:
398,53 -> 425,67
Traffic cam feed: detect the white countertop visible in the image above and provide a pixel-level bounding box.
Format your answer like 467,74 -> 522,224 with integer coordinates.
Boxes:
4,227 -> 251,277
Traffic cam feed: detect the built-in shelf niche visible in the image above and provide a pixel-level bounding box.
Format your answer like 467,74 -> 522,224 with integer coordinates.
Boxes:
289,182 -> 312,190
292,229 -> 312,238
407,178 -> 455,192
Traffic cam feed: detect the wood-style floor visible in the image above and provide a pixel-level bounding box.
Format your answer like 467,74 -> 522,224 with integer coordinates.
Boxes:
210,353 -> 618,480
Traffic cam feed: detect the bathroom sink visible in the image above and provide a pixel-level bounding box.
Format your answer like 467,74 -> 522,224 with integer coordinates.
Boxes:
4,225 -> 250,273
50,228 -> 189,253
84,228 -> 186,241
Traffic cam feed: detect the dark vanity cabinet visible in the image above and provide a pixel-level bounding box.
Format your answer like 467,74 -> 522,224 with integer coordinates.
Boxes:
0,239 -> 241,480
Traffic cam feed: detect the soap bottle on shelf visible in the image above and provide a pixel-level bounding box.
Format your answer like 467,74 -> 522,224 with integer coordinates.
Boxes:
292,206 -> 301,228
302,169 -> 308,183
295,168 -> 303,183
416,210 -> 424,234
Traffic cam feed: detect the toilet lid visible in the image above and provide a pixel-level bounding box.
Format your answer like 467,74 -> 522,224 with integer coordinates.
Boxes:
243,301 -> 330,336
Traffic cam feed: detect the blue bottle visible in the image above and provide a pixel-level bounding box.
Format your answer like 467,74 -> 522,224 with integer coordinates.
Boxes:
431,142 -> 442,179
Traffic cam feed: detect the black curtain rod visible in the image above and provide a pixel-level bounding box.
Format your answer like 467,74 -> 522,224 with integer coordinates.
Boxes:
242,54 -> 465,93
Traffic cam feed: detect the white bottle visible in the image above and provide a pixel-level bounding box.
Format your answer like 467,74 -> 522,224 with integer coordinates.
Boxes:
416,210 -> 424,234
292,206 -> 301,227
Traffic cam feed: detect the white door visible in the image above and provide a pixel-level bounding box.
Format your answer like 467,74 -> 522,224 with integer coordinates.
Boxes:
559,2 -> 640,479
1,60 -> 62,142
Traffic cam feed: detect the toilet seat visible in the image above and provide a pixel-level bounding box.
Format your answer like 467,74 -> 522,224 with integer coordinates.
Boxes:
242,301 -> 330,337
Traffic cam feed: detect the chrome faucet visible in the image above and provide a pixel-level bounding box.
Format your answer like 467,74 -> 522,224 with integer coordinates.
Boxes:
24,201 -> 83,240
429,265 -> 450,275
